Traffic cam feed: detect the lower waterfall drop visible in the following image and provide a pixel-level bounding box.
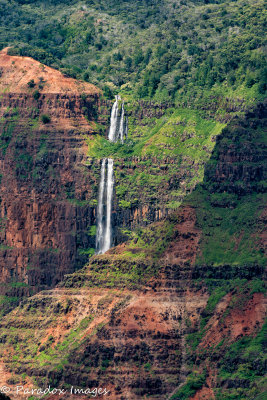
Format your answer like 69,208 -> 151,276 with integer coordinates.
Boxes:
95,158 -> 106,253
95,158 -> 114,254
102,158 -> 114,253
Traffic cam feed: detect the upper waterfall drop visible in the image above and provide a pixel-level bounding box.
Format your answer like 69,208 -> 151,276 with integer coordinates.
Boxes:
108,95 -> 128,143
108,95 -> 119,142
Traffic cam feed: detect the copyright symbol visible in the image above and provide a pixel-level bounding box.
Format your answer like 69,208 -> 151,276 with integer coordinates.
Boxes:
0,386 -> 11,394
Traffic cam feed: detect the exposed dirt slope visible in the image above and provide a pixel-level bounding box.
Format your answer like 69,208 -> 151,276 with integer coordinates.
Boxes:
0,47 -> 99,95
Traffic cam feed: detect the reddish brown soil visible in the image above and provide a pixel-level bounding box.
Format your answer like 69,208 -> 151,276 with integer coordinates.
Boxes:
200,293 -> 266,349
0,47 -> 99,95
0,48 -> 101,132
163,206 -> 201,266
190,386 -> 215,400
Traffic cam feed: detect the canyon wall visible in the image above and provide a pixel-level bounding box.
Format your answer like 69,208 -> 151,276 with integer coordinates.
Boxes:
0,50 -> 222,310
0,49 -> 102,306
0,103 -> 265,400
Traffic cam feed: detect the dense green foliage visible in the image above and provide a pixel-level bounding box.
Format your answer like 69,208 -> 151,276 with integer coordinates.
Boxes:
186,106 -> 267,267
170,371 -> 207,399
0,2 -> 266,399
0,0 -> 266,109
191,189 -> 266,266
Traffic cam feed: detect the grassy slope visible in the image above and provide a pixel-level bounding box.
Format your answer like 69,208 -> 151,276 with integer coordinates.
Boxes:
88,107 -> 224,159
87,105 -> 225,210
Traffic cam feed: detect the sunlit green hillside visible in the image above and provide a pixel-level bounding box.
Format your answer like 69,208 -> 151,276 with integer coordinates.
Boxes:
0,0 -> 266,110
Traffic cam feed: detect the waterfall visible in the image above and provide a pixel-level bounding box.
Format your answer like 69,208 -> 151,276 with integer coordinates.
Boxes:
118,102 -> 125,144
95,96 -> 127,254
95,159 -> 106,253
108,95 -> 127,143
108,95 -> 119,142
124,110 -> 128,141
95,158 -> 114,254
102,159 -> 114,253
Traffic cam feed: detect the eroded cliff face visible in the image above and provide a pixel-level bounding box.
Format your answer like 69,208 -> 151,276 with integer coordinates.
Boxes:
0,106 -> 265,400
0,48 -> 102,308
0,49 -> 225,310
0,206 -> 208,400
0,49 -> 265,400
0,203 -> 265,400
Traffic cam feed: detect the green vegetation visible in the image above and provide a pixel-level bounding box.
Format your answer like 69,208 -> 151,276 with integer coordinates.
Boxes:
0,2 -> 265,399
0,294 -> 20,317
186,110 -> 267,267
63,217 -> 175,290
190,189 -> 266,267
0,292 -> 128,386
170,371 -> 207,400
214,321 -> 267,399
87,107 -> 224,159
187,279 -> 265,352
0,0 -> 265,112
86,107 -> 224,213
15,150 -> 33,181
0,109 -> 20,155
41,114 -> 51,124
77,247 -> 95,257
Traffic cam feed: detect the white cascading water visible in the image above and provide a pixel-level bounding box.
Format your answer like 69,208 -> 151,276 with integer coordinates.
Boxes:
108,95 -> 120,142
108,95 -> 127,143
95,158 -> 114,254
96,96 -> 127,254
102,158 -> 114,253
95,158 -> 106,253
118,102 -> 125,144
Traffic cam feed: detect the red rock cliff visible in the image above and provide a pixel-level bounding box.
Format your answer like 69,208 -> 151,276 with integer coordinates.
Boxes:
0,48 -> 101,304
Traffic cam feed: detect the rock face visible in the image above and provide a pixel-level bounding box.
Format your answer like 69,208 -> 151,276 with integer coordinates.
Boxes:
0,206 -> 210,400
0,47 -> 100,131
0,50 -> 222,308
0,50 -> 265,400
0,204 -> 265,400
0,49 -> 183,307
0,49 -> 102,305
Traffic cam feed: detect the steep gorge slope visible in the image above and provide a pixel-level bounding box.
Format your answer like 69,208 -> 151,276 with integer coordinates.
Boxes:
0,49 -> 226,316
0,1 -> 265,399
0,104 -> 265,400
0,48 -> 101,311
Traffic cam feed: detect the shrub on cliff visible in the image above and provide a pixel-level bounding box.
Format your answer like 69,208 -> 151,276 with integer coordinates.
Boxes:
33,90 -> 40,100
41,114 -> 51,124
27,79 -> 35,88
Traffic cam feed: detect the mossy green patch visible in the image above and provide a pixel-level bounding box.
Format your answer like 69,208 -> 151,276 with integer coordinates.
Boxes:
189,189 -> 266,267
170,371 -> 207,400
87,107 -> 224,160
